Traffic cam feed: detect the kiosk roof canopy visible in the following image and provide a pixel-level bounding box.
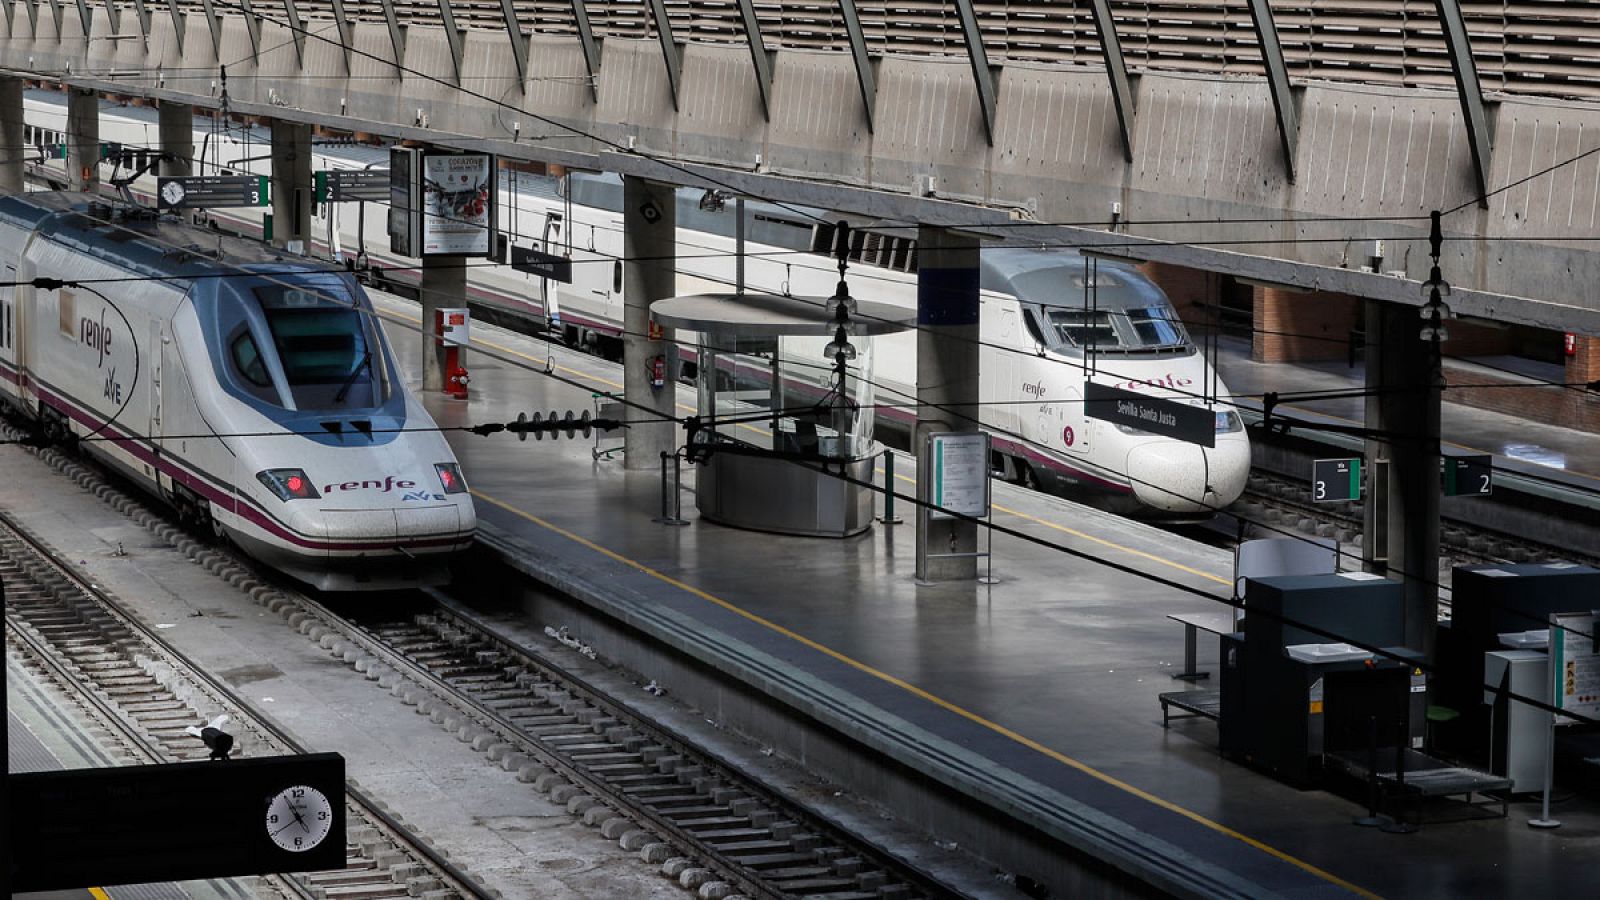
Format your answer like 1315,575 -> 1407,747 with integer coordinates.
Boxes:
650,292 -> 913,337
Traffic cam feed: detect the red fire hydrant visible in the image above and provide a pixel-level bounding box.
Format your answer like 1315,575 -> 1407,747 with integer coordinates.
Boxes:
437,308 -> 471,400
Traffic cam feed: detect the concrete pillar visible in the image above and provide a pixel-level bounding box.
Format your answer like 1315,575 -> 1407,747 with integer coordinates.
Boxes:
0,77 -> 23,195
420,257 -> 464,393
158,102 -> 194,178
66,87 -> 99,193
621,176 -> 678,469
1361,301 -> 1441,659
1569,334 -> 1600,388
915,227 -> 982,582
269,119 -> 312,249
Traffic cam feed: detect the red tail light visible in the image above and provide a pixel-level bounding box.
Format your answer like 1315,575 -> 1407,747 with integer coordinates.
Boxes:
435,463 -> 467,495
257,469 -> 320,501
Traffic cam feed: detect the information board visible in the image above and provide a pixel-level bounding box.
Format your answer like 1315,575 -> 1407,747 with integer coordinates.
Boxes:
8,752 -> 346,891
927,431 -> 990,519
1083,382 -> 1215,448
315,169 -> 390,203
1551,612 -> 1599,720
422,152 -> 495,256
1312,458 -> 1361,503
156,175 -> 270,209
1442,454 -> 1493,496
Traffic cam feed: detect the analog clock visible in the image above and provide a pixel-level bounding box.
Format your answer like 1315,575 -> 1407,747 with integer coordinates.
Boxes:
160,180 -> 187,208
265,784 -> 335,852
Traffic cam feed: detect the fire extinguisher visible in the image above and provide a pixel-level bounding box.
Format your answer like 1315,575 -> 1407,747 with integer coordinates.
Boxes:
1566,333 -> 1578,357
649,354 -> 667,389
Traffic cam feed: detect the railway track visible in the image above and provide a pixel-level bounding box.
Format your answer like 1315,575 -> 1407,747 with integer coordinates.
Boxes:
2,420 -> 966,899
0,510 -> 493,900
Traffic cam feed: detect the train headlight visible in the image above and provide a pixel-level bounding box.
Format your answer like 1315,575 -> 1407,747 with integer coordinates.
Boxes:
257,468 -> 320,501
1215,411 -> 1244,434
435,462 -> 468,495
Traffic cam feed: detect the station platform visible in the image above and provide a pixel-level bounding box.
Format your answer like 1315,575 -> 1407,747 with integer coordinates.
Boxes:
373,293 -> 1599,898
1212,336 -> 1600,490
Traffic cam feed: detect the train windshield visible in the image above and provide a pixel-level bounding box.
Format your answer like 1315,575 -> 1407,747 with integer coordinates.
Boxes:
250,283 -> 387,409
1040,306 -> 1190,354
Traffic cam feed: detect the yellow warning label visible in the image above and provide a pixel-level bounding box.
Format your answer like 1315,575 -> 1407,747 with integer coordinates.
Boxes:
1309,701 -> 1324,715
1413,668 -> 1423,676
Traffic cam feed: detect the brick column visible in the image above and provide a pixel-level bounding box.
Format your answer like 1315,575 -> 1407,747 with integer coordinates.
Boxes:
1252,287 -> 1360,363
1570,334 -> 1600,389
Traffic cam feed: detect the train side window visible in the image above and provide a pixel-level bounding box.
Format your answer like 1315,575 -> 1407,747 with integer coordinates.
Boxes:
58,289 -> 74,337
613,260 -> 623,294
231,333 -> 272,387
3,302 -> 11,349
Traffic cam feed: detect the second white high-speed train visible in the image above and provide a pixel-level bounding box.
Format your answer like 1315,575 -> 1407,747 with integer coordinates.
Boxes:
21,90 -> 1250,516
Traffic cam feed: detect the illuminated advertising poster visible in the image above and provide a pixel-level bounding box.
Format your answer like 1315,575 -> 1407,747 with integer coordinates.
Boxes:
422,153 -> 494,256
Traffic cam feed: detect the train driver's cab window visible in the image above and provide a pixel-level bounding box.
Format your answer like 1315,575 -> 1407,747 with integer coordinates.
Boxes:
1125,307 -> 1189,350
227,282 -> 391,410
1044,309 -> 1119,349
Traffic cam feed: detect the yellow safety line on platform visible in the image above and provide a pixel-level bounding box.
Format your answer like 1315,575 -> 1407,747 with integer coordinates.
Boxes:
473,489 -> 1379,900
89,888 -> 111,900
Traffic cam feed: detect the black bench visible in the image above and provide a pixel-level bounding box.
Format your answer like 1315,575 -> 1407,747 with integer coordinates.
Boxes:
1158,689 -> 1222,728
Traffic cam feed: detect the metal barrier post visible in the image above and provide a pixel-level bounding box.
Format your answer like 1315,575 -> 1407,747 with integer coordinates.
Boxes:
1353,716 -> 1386,827
878,449 -> 903,525
654,451 -> 690,526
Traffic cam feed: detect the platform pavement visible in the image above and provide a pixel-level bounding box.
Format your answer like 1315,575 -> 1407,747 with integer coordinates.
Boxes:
372,292 -> 1600,898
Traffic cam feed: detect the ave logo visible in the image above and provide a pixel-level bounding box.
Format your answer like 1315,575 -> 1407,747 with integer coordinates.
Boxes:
402,490 -> 447,502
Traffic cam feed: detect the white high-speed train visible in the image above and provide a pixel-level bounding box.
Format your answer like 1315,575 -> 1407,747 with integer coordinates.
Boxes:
0,191 -> 477,590
21,91 -> 1250,515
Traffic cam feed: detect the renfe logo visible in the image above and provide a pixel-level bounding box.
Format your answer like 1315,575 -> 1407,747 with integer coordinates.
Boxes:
1112,373 -> 1193,392
323,476 -> 418,493
80,311 -> 112,368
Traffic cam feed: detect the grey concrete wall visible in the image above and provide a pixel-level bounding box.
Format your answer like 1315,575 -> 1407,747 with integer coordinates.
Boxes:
5,14 -> 1599,329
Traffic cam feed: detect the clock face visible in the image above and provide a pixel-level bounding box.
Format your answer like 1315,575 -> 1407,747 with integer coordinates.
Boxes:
266,784 -> 335,853
160,180 -> 186,207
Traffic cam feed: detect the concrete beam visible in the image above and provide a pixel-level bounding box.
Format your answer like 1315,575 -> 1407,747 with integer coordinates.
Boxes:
496,0 -> 528,86
1244,0 -> 1298,183
953,0 -> 997,146
200,0 -> 222,57
437,0 -> 465,84
838,0 -> 877,133
645,0 -> 681,111
166,0 -> 184,54
1434,0 -> 1493,209
376,0 -> 406,73
1086,0 -> 1136,162
734,0 -> 772,121
280,0 -> 305,65
570,0 -> 601,103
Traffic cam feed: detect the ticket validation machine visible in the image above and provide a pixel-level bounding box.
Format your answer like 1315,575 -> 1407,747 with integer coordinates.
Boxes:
650,292 -> 912,537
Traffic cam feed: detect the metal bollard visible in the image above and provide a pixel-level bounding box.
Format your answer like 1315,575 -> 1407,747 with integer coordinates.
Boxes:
1353,716 -> 1386,827
1381,711 -> 1418,834
654,451 -> 690,527
877,449 -> 903,525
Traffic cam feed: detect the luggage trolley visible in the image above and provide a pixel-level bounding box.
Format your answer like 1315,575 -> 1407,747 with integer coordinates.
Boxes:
592,392 -> 625,461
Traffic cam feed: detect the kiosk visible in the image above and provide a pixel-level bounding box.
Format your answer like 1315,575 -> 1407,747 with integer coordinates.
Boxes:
650,292 -> 912,538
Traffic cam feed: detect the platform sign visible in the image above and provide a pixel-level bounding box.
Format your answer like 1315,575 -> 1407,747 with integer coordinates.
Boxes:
927,431 -> 990,519
314,169 -> 390,203
156,175 -> 269,210
511,245 -> 574,283
1312,457 -> 1361,503
1083,382 -> 1215,448
1442,454 -> 1493,496
7,752 -> 346,891
1551,612 -> 1599,720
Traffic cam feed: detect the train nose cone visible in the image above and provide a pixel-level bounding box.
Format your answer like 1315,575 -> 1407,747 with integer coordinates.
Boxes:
1128,439 -> 1252,512
1128,443 -> 1210,512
